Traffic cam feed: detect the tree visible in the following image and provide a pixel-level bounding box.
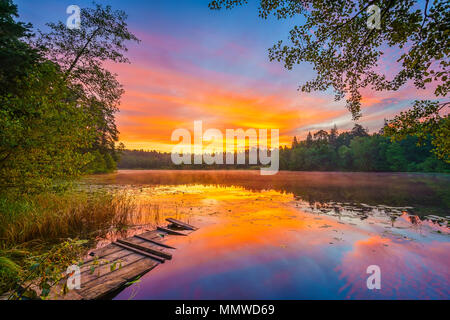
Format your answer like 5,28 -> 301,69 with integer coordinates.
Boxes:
314,130 -> 328,144
118,129 -> 449,173
0,2 -> 139,192
384,100 -> 449,162
35,2 -> 140,167
292,136 -> 299,148
338,145 -> 352,169
386,140 -> 409,171
313,129 -> 329,143
336,131 -> 352,147
350,135 -> 389,171
329,124 -> 338,147
306,131 -> 313,147
0,61 -> 94,192
0,1 -> 93,192
0,0 -> 39,93
351,124 -> 369,137
209,0 -> 448,118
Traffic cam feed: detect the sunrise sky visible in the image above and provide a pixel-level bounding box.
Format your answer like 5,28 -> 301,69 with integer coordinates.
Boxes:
16,0 -> 436,152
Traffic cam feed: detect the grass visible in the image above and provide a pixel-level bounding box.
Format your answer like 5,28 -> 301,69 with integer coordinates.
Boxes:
0,190 -> 138,298
0,191 -> 137,245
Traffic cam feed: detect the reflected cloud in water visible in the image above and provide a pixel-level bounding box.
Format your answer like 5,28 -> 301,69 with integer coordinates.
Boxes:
82,170 -> 449,299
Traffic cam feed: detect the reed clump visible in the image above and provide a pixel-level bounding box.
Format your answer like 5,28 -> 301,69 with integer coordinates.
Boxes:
0,191 -> 137,246
0,190 -> 138,297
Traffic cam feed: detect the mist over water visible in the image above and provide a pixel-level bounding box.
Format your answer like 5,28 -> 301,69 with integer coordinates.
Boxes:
84,170 -> 449,299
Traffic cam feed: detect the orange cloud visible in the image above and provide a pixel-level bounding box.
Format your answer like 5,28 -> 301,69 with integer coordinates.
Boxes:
110,60 -> 345,151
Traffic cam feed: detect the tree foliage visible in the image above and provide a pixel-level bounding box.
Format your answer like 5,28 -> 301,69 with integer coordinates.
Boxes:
0,62 -> 95,191
209,0 -> 449,159
0,1 -> 138,192
282,124 -> 448,172
118,124 -> 449,173
209,0 -> 448,116
35,2 -> 140,167
0,0 -> 38,92
383,100 -> 449,162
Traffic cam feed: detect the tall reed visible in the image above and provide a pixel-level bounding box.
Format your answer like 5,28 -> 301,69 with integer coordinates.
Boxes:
0,190 -> 137,247
0,190 -> 138,297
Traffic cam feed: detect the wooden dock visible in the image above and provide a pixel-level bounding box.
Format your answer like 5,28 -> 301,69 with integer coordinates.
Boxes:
50,218 -> 198,300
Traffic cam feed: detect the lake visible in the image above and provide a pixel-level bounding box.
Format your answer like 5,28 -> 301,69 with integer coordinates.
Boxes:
84,170 -> 450,299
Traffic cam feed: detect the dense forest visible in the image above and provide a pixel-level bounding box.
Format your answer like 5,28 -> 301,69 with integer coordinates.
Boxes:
119,124 -> 449,173
0,1 -> 138,194
281,124 -> 449,172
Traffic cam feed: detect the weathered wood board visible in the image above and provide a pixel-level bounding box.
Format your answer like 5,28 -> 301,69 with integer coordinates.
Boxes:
166,218 -> 198,230
48,218 -> 197,300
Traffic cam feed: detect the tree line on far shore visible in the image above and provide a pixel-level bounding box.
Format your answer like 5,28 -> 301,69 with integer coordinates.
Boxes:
118,124 -> 449,173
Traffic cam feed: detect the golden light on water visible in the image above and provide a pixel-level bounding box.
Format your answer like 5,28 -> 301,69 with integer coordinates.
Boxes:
85,170 -> 450,300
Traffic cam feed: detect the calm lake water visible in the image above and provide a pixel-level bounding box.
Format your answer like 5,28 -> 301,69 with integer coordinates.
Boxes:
85,170 -> 449,300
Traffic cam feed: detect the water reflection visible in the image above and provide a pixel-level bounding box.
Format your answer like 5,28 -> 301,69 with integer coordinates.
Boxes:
85,170 -> 450,217
336,236 -> 450,299
83,170 -> 449,300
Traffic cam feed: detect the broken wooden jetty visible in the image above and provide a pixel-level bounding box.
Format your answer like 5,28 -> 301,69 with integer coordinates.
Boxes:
51,218 -> 198,300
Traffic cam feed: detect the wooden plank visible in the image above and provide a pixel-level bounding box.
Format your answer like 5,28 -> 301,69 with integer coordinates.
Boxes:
117,239 -> 172,260
139,230 -> 162,239
58,289 -> 85,300
166,218 -> 197,230
129,235 -> 175,251
80,252 -> 145,286
48,252 -> 150,300
47,286 -> 86,300
84,243 -> 124,264
112,241 -> 166,263
157,226 -> 187,236
81,249 -> 132,273
135,234 -> 176,249
127,236 -> 174,258
79,258 -> 158,300
47,222 -> 199,300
